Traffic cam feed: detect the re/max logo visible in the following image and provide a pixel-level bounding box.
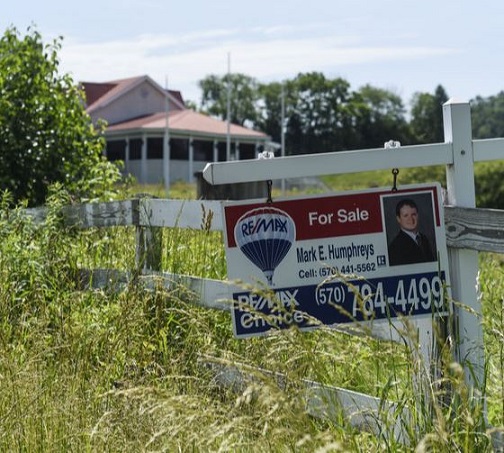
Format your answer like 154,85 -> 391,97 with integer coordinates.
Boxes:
235,289 -> 299,310
240,217 -> 288,236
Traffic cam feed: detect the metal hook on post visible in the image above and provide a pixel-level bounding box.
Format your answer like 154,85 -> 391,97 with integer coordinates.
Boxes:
266,180 -> 273,203
384,140 -> 401,192
258,150 -> 275,203
391,168 -> 399,192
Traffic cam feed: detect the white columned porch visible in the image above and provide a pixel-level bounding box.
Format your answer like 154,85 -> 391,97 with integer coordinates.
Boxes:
141,134 -> 147,184
124,137 -> 130,173
188,137 -> 194,183
163,131 -> 170,192
213,139 -> 219,162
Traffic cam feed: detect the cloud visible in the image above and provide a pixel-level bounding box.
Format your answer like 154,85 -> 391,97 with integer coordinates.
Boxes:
59,27 -> 457,103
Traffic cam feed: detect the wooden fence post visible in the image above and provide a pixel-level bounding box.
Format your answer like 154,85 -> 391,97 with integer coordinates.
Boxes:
135,196 -> 162,271
443,99 -> 484,391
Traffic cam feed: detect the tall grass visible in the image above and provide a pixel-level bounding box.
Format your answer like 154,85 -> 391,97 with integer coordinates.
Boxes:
0,187 -> 503,451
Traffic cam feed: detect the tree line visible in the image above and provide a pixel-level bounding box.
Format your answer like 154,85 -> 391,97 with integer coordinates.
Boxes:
1,26 -> 504,207
196,73 -> 504,155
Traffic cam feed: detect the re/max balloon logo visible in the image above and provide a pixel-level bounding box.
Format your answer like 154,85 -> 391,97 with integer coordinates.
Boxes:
234,207 -> 296,286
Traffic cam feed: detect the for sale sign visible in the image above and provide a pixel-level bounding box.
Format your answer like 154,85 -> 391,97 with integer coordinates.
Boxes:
223,183 -> 451,338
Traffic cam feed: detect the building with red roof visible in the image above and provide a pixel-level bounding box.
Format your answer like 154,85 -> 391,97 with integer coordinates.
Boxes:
82,75 -> 271,186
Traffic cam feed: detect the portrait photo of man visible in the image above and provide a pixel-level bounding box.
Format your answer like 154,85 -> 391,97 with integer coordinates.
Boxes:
386,197 -> 437,266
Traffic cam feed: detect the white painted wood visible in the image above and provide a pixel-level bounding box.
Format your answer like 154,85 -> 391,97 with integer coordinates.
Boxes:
62,200 -> 138,228
473,137 -> 504,162
202,358 -> 410,444
202,143 -> 453,185
139,199 -> 223,230
144,271 -> 231,311
443,99 -> 484,389
81,269 -> 230,311
201,136 -> 504,186
305,380 -> 410,444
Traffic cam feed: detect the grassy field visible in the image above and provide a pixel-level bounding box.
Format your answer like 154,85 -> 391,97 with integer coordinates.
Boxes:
0,181 -> 503,452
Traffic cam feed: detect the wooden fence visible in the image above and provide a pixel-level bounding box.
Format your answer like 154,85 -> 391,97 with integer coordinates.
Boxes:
26,193 -> 504,445
25,99 -> 504,446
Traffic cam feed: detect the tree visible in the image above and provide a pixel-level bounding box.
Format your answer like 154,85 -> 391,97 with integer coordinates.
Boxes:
198,73 -> 260,127
471,92 -> 504,139
256,81 -> 284,145
470,92 -> 504,209
0,26 -> 121,207
285,72 -> 356,154
256,74 -> 413,155
409,85 -> 449,143
353,85 -> 411,148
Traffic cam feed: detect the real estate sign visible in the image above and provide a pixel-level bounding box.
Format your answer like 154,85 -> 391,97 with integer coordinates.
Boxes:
223,183 -> 450,338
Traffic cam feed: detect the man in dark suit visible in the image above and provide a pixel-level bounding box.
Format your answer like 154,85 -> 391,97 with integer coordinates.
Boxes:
388,198 -> 436,266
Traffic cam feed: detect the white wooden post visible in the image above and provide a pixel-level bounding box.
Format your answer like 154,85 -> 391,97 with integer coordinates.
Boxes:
443,99 -> 484,390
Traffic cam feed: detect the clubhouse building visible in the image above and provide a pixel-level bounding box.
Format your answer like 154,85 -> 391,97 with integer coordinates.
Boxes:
82,75 -> 271,185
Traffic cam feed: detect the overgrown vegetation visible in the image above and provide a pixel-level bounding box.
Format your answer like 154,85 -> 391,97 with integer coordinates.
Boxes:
0,182 -> 503,452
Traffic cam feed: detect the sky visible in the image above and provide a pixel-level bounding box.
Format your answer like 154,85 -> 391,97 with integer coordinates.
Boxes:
3,0 -> 504,110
